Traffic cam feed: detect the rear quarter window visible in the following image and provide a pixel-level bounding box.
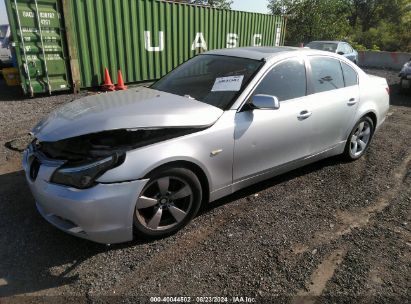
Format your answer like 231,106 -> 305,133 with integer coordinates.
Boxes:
341,62 -> 358,87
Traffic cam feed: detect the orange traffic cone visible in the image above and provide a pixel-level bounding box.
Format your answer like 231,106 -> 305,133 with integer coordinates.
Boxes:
101,68 -> 115,91
115,70 -> 127,90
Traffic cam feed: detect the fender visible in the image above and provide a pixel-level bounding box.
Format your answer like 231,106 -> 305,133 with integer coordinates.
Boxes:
97,111 -> 237,194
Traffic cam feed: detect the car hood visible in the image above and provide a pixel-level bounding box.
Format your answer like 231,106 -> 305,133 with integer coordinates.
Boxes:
32,87 -> 224,142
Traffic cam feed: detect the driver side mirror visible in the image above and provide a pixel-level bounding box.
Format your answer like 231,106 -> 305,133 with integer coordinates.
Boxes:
251,94 -> 280,110
337,51 -> 345,55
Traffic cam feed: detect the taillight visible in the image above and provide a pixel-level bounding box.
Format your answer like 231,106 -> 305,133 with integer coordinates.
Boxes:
386,87 -> 390,94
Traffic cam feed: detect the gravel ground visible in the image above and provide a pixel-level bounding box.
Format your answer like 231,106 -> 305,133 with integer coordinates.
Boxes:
0,68 -> 410,303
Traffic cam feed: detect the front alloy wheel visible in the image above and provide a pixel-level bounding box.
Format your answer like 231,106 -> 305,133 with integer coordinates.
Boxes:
133,168 -> 202,238
345,116 -> 374,160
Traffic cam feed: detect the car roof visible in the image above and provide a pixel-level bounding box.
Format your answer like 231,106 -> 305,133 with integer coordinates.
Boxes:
203,46 -> 300,61
307,41 -> 343,44
202,46 -> 344,61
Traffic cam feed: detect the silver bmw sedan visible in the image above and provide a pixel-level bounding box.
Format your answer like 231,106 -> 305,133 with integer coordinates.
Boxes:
23,47 -> 390,244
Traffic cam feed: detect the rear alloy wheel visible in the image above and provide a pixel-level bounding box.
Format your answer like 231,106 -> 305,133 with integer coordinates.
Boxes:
133,168 -> 202,238
399,78 -> 408,94
344,116 -> 374,160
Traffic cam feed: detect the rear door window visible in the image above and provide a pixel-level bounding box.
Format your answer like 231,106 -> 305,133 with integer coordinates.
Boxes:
252,58 -> 307,101
309,57 -> 344,93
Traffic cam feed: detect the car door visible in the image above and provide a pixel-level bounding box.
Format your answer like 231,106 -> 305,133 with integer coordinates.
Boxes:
304,56 -> 360,155
233,57 -> 312,183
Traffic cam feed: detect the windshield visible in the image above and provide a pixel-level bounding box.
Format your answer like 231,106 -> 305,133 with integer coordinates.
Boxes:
306,42 -> 338,53
152,54 -> 263,110
0,25 -> 8,40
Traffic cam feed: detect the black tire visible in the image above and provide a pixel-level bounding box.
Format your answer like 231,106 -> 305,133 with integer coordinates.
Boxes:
133,167 -> 202,239
343,116 -> 374,161
399,78 -> 406,95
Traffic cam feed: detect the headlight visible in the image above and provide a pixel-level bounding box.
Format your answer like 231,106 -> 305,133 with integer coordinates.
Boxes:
51,153 -> 124,189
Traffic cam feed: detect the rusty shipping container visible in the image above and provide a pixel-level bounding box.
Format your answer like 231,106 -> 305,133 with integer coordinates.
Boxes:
5,0 -> 287,95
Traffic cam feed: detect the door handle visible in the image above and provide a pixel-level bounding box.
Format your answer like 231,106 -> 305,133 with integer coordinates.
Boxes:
297,110 -> 312,120
347,98 -> 358,105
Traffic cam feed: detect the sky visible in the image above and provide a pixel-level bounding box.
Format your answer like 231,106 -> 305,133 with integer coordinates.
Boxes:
0,0 -> 6,24
0,0 -> 268,25
232,0 -> 268,14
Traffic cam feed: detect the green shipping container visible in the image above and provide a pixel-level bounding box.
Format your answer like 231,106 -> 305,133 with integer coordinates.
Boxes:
5,0 -> 71,95
6,0 -> 286,95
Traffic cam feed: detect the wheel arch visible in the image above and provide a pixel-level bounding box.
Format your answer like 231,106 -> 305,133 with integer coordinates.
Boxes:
143,160 -> 210,205
362,111 -> 377,128
345,110 -> 377,143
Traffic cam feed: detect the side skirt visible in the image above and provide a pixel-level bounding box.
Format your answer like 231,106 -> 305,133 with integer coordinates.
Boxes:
209,142 -> 345,203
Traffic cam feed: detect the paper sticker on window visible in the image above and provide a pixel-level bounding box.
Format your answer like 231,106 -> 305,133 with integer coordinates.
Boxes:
211,75 -> 244,92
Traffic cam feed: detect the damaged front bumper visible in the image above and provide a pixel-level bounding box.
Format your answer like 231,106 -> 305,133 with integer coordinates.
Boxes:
22,148 -> 149,244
